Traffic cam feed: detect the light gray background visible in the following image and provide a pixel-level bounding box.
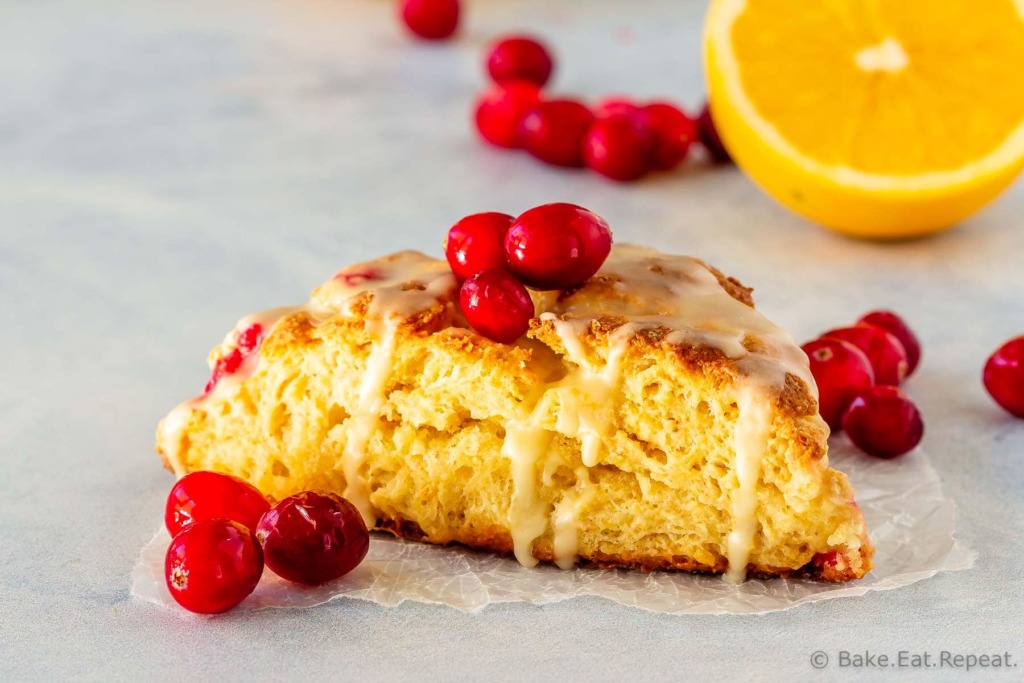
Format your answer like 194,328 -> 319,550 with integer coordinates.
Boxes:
2,1 -> 1022,681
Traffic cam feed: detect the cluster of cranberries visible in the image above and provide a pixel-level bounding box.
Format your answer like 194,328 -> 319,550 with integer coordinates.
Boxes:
164,472 -> 369,614
396,1 -> 730,179
474,36 -> 728,181
801,311 -> 924,459
445,202 -> 612,343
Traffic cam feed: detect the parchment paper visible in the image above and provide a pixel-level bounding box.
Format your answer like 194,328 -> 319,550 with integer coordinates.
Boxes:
132,439 -> 974,615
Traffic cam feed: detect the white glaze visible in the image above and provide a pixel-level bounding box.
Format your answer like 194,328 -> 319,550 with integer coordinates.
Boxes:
546,318 -> 632,468
158,245 -> 814,581
342,315 -> 399,526
551,466 -> 597,569
502,418 -> 553,568
725,388 -> 772,583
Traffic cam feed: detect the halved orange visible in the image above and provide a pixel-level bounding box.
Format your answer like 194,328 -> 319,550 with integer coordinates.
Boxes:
704,0 -> 1024,239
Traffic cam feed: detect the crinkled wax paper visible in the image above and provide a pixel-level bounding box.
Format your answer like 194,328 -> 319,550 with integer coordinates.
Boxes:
132,439 -> 974,615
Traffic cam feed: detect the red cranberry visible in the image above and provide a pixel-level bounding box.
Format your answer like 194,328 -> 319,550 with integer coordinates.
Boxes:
697,103 -> 731,163
594,96 -> 640,119
842,385 -> 924,458
486,35 -> 553,87
520,99 -> 594,168
983,336 -> 1024,418
583,114 -> 653,182
812,550 -> 840,571
256,491 -> 369,585
822,325 -> 909,386
165,471 -> 271,538
459,269 -> 535,343
204,323 -> 265,393
336,269 -> 381,288
205,348 -> 243,393
165,519 -> 263,614
802,338 -> 875,431
445,212 -> 513,281
859,310 -> 921,376
236,323 -> 264,353
474,80 -> 541,149
399,0 -> 459,41
636,102 -> 696,171
505,203 -> 613,290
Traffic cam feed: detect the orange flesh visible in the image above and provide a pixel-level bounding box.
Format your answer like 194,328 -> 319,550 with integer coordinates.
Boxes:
730,0 -> 1024,174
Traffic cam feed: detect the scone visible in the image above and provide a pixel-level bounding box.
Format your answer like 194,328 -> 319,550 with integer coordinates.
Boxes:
157,245 -> 874,582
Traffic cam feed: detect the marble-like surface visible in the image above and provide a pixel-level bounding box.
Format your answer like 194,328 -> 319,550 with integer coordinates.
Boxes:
2,1 -> 1022,680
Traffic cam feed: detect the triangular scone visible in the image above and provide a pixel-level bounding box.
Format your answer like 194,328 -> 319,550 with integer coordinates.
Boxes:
157,245 -> 873,582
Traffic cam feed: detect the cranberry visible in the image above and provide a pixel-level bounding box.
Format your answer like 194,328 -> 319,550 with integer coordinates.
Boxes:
583,114 -> 653,182
205,348 -> 243,394
486,35 -> 553,87
474,80 -> 541,149
205,323 -> 265,393
520,99 -> 594,168
399,0 -> 459,41
256,491 -> 369,585
822,325 -> 909,386
236,323 -> 264,352
594,96 -> 640,119
812,550 -> 840,571
636,102 -> 696,171
165,471 -> 271,537
505,203 -> 613,290
801,338 -> 875,431
842,385 -> 924,458
859,310 -> 921,376
445,212 -> 514,281
697,103 -> 731,163
459,269 -> 535,343
165,519 -> 263,614
336,269 -> 381,288
983,336 -> 1024,418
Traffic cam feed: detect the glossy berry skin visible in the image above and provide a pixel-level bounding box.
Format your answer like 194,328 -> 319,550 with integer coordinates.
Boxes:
637,102 -> 696,171
165,519 -> 264,614
822,325 -> 909,386
256,491 -> 369,585
802,338 -> 876,431
520,99 -> 595,168
474,80 -> 541,149
593,96 -> 640,120
859,310 -> 921,376
486,36 -> 553,87
505,203 -> 613,290
697,103 -> 731,163
583,114 -> 653,182
205,323 -> 265,394
399,0 -> 459,41
983,336 -> 1024,418
165,471 -> 271,537
842,385 -> 924,458
445,212 -> 514,281
459,269 -> 535,343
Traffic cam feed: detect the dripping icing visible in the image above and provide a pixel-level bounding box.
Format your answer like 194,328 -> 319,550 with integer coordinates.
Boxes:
725,388 -> 772,583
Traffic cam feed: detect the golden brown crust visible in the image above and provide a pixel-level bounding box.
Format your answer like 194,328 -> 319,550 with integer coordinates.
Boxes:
376,512 -> 870,582
529,314 -> 819,423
